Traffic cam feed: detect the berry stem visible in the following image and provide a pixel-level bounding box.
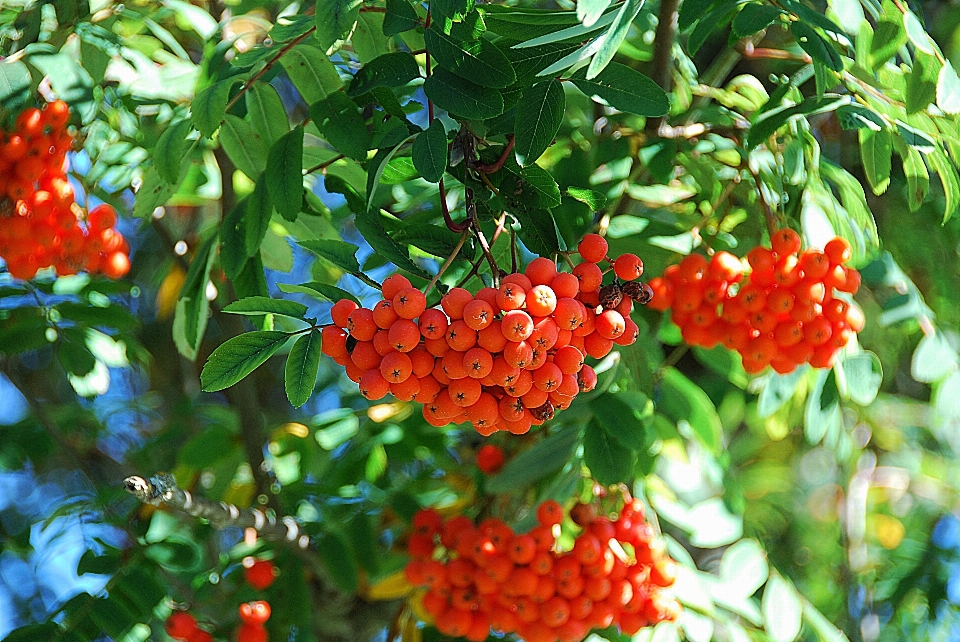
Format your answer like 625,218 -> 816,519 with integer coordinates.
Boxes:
439,179 -> 470,232
466,189 -> 501,286
424,229 -> 470,295
224,27 -> 317,115
474,135 -> 515,174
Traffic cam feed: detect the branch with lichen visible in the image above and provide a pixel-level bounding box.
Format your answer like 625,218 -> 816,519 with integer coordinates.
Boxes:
124,473 -> 310,549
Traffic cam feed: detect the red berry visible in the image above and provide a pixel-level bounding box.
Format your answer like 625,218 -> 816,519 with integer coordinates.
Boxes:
577,233 -> 608,263
244,559 -> 276,590
477,444 -> 505,474
165,612 -> 198,640
613,254 -> 644,280
238,600 -> 272,626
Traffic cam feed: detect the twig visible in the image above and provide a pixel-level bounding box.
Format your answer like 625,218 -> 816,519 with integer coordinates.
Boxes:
648,0 -> 681,132
440,179 -> 469,232
304,153 -> 345,175
124,473 -> 311,548
740,40 -> 811,63
466,189 -> 501,286
224,27 -> 317,114
424,230 -> 470,295
474,136 -> 515,174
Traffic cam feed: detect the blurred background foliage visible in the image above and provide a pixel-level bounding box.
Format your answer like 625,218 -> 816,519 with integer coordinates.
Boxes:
1,1 -> 960,642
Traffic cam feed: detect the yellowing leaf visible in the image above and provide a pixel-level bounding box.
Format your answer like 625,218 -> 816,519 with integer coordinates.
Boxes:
156,266 -> 186,321
363,570 -> 413,601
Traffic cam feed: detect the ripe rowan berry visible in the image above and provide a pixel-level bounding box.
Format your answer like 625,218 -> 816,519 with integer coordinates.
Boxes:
572,261 -> 603,292
537,500 -> 563,527
613,253 -> 643,280
578,233 -> 608,263
824,237 -> 852,265
526,257 -> 558,285
393,287 -> 427,319
463,299 -> 494,331
381,273 -> 412,300
165,612 -> 198,640
244,559 -> 276,590
239,601 -> 272,626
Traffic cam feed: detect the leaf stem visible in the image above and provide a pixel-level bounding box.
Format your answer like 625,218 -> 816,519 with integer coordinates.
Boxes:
475,135 -> 515,174
424,229 -> 470,295
304,153 -> 345,175
224,27 -> 317,115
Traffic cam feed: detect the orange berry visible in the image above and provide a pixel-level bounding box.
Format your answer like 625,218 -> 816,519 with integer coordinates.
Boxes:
771,228 -> 801,255
100,251 -> 130,279
165,612 -> 198,639
446,319 -> 478,351
380,351 -> 413,383
799,249 -> 830,279
463,347 -> 493,379
359,369 -> 390,400
553,297 -> 584,331
551,272 -> 580,298
462,299 -> 494,331
238,600 -> 271,626
572,261 -> 603,292
526,284 -> 558,316
537,500 -> 563,527
824,237 -> 852,265
418,308 -> 448,339
747,246 -> 776,272
388,318 -> 421,351
331,299 -> 359,327
87,203 -> 117,232
577,233 -> 608,263
525,257 -> 558,285
244,559 -> 276,590
613,253 -> 643,280
679,253 -> 708,282
394,287 -> 426,319
381,273 -> 412,300
372,299 -> 398,329
348,308 -> 377,341
441,287 -> 473,318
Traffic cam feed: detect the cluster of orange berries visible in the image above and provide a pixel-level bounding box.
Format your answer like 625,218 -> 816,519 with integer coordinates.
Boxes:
0,101 -> 130,280
404,499 -> 680,642
321,234 -> 652,434
164,558 -> 276,642
647,231 -> 863,374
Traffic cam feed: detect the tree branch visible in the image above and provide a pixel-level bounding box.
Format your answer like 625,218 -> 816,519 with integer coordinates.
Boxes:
124,473 -> 311,548
648,0 -> 681,133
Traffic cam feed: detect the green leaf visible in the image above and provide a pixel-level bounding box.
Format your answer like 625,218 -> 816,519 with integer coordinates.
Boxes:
512,209 -> 564,255
757,367 -> 806,418
383,0 -> 420,36
425,24 -> 516,88
191,78 -> 237,138
220,114 -> 268,179
719,539 -> 769,597
804,368 -> 841,444
894,137 -> 929,212
246,176 -> 274,256
349,52 -> 421,97
246,82 -> 289,147
412,119 -> 448,183
486,424 -> 580,493
223,296 -> 308,319
934,370 -> 960,422
200,331 -> 290,392
316,0 -> 362,52
748,95 -> 848,148
318,531 -> 359,592
279,44 -> 343,105
570,62 -> 669,117
841,351 -> 882,405
731,4 -> 784,37
836,104 -> 883,131
266,125 -> 304,222
858,127 -> 892,195
154,119 -> 193,183
783,0 -> 845,34
277,282 -> 361,305
310,92 -> 371,161
514,80 -> 565,166
688,2 -> 738,55
911,331 -> 960,384
298,239 -> 362,273
928,148 -> 960,223
503,163 -> 563,208
586,0 -> 644,79
285,329 -> 322,407
504,41 -> 583,84
762,575 -> 803,642
0,60 -> 32,114
173,237 -> 216,360
905,51 -> 940,115
220,198 -> 249,280
657,367 -> 723,453
937,60 -> 960,116
508,9 -> 618,47
791,22 -> 843,72
579,0 -> 612,27
355,212 -> 431,278
366,134 -> 417,211
566,187 -> 607,211
584,418 -> 636,485
869,13 -> 907,71
590,391 -> 653,449
423,67 -> 505,120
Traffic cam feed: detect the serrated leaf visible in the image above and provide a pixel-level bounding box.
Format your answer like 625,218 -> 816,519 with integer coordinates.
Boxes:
911,331 -> 960,383
762,575 -> 802,642
316,0 -> 362,53
246,82 -> 289,147
200,331 -> 290,392
220,115 -> 267,179
937,60 -> 960,115
277,282 -> 361,305
383,0 -> 420,36
355,212 -> 431,278
590,391 -> 652,449
869,14 -> 907,71
514,80 -> 565,166
748,95 -> 849,147
510,9 -> 618,48
191,78 -> 237,138
566,187 -> 607,211
586,0 -> 644,79
504,41 -> 582,84
266,126 -> 304,221
731,3 -> 784,37
757,367 -> 806,418
412,120 -> 448,183
298,239 -> 362,272
0,60 -> 32,113
503,163 -> 563,208
486,423 -> 580,493
905,51 -> 940,115
425,24 -> 516,88
836,104 -> 883,131
220,198 -> 249,280
173,237 -> 216,360
719,539 -> 768,597
688,2 -> 738,55
804,368 -> 841,444
791,22 -> 843,72
927,148 -> 960,223
279,44 -> 343,105
570,62 -> 669,117
893,137 -> 929,212
246,175 -> 274,256
579,0 -> 612,27
584,418 -> 635,485
349,52 -> 421,96
154,119 -> 193,183
512,209 -> 564,255
859,127 -> 892,195
656,367 -> 723,453
310,92 -> 370,161
423,67 -> 505,119
285,329 -> 322,407
223,296 -> 308,319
